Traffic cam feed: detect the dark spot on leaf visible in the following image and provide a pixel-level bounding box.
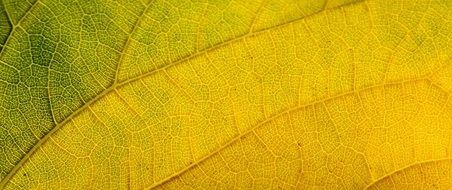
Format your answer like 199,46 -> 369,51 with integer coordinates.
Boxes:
432,183 -> 438,189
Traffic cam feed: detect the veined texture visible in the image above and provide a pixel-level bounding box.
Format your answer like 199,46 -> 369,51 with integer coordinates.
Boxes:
0,0 -> 451,189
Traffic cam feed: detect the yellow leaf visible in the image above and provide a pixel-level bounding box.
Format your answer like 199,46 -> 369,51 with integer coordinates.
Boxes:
0,0 -> 451,189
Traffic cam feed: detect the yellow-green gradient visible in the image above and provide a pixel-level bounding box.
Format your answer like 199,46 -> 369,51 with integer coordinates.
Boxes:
1,0 -> 452,189
0,0 -> 146,181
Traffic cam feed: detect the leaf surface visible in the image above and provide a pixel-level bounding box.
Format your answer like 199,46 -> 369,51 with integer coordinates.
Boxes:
0,0 -> 451,189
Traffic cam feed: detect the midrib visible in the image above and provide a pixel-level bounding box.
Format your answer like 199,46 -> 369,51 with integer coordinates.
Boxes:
0,0 -> 366,188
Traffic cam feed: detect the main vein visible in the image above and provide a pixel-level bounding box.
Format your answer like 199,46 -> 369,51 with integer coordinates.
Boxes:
145,78 -> 448,189
0,0 -> 365,187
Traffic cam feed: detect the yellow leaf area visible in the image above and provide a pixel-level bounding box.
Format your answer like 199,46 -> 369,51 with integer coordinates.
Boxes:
0,0 -> 451,189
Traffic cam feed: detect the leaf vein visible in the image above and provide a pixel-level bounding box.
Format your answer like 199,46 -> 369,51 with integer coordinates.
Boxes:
364,158 -> 452,189
0,0 -> 375,187
146,78 -> 446,189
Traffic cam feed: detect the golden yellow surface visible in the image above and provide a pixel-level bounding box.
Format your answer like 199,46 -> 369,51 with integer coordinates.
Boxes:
0,0 -> 451,189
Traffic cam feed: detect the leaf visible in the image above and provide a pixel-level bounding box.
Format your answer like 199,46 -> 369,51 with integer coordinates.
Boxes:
0,0 -> 451,189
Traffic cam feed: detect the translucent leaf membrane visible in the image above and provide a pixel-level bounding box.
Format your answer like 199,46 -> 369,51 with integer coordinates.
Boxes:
0,0 -> 451,189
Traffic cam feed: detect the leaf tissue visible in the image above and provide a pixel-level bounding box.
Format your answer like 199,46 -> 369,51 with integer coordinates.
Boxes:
0,0 -> 451,189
